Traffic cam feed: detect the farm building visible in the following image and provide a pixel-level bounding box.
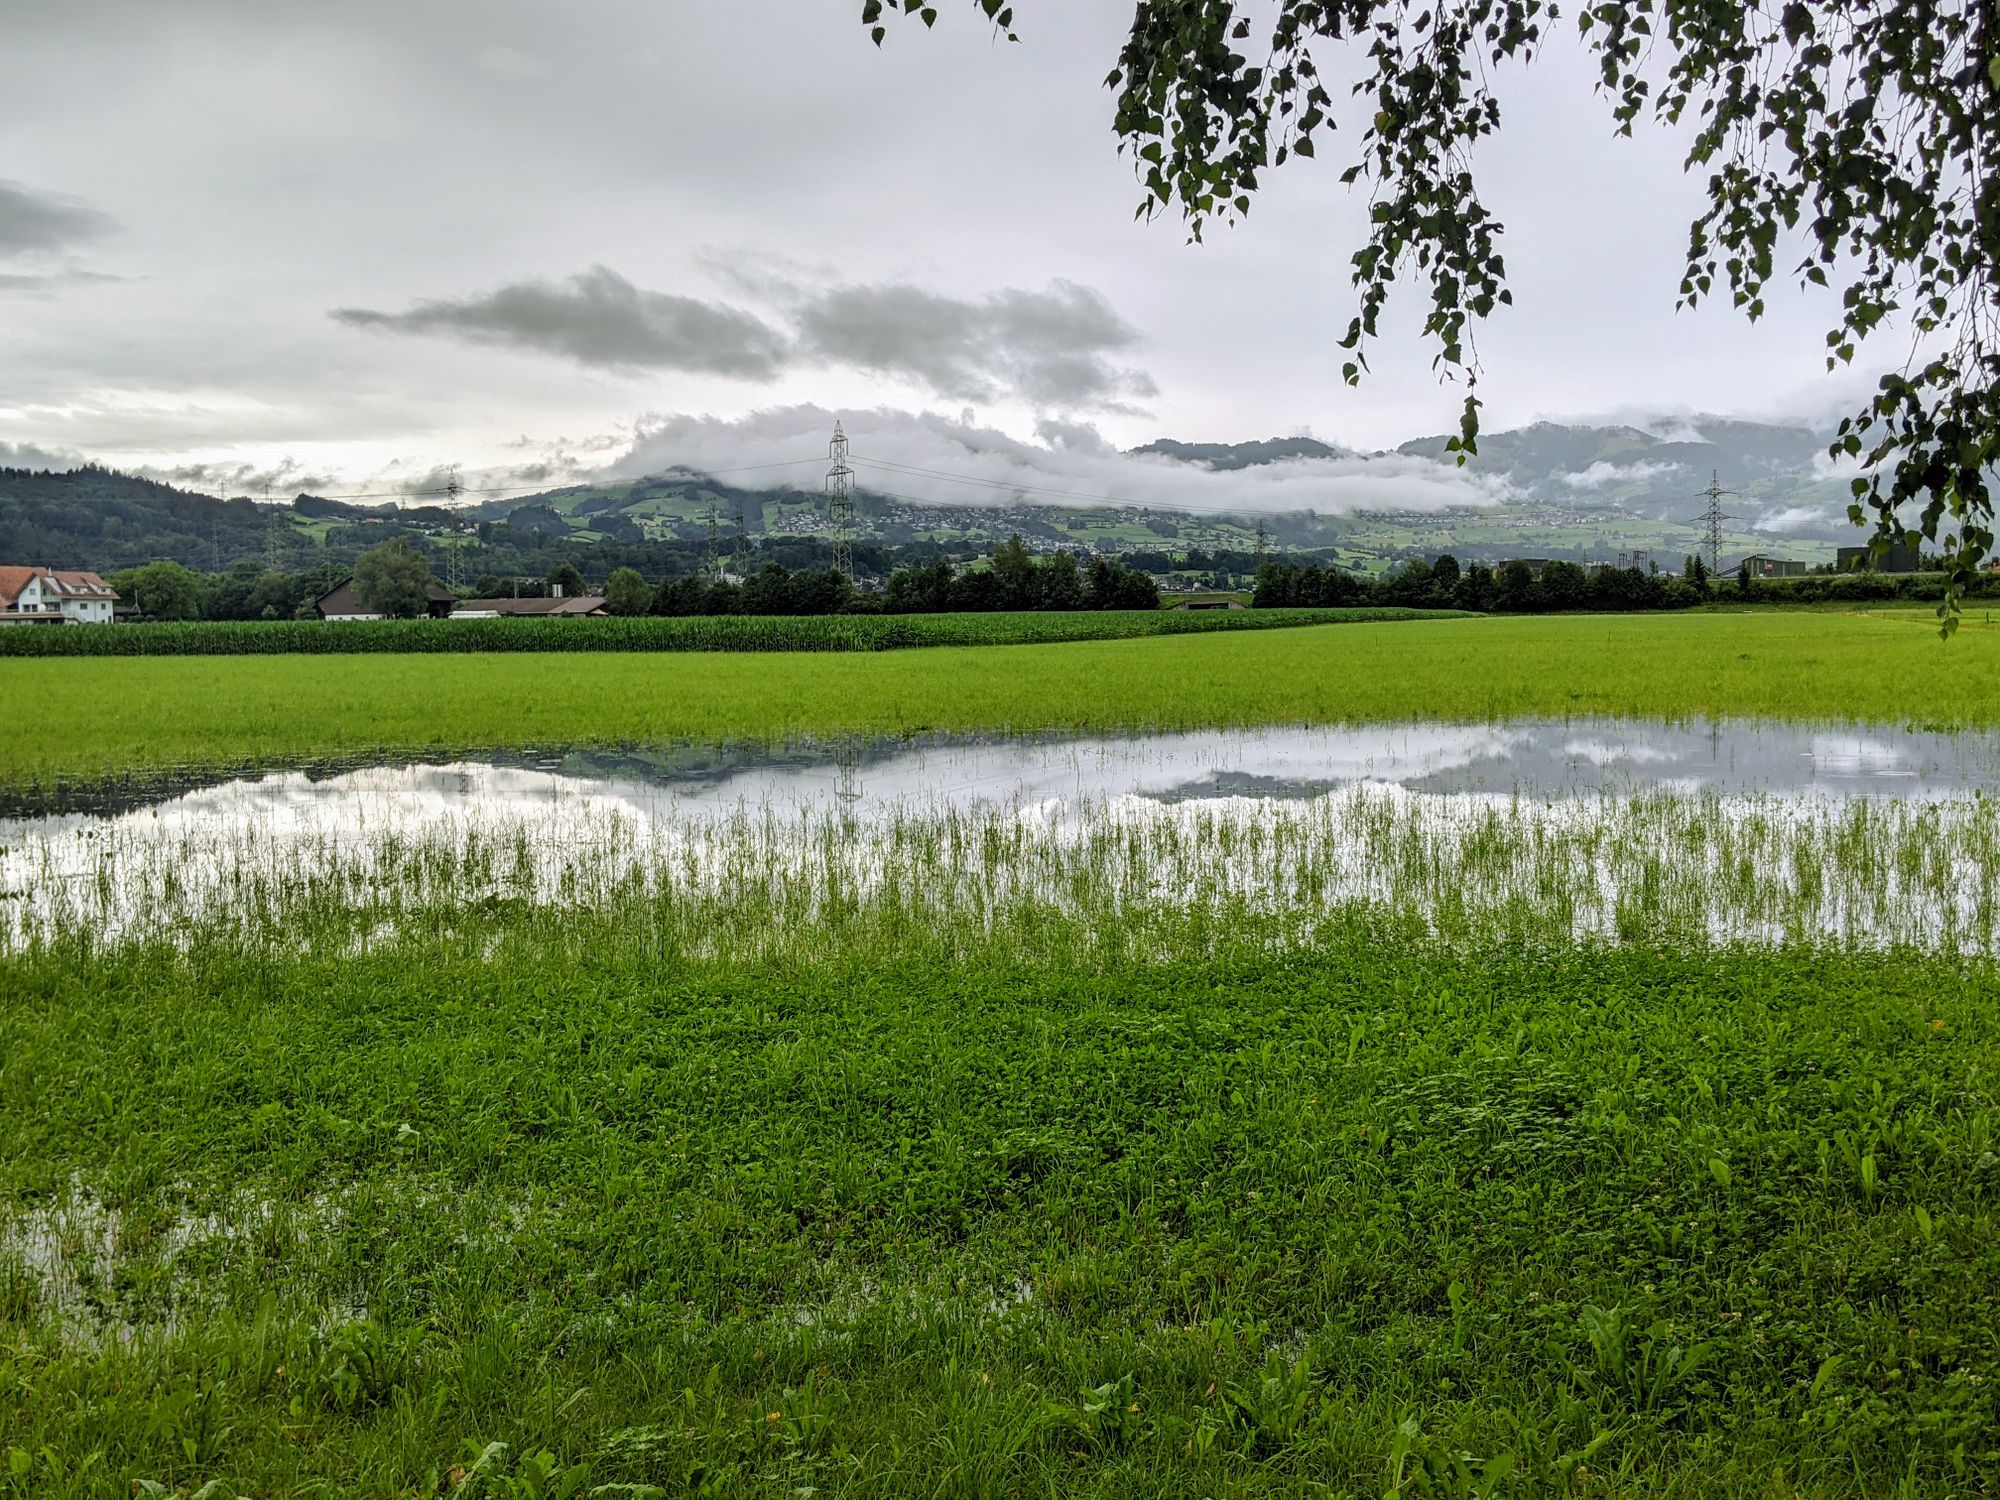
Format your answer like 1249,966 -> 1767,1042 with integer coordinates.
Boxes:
1736,554 -> 1811,578
0,566 -> 120,624
450,596 -> 608,618
315,578 -> 457,621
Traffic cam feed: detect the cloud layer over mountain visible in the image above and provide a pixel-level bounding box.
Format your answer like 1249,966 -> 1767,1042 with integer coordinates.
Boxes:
617,405 -> 1512,515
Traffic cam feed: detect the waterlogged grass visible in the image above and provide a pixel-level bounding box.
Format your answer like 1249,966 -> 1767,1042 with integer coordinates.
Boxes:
0,606 -> 1446,659
4,610 -> 1997,789
3,903 -> 1998,1495
9,790 -> 2000,955
3,800 -> 2000,1494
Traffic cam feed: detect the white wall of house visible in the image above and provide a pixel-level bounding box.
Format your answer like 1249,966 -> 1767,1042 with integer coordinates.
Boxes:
59,596 -> 115,623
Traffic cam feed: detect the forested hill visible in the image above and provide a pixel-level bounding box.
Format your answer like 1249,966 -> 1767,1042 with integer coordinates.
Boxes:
0,466 -> 270,571
0,468 -> 460,572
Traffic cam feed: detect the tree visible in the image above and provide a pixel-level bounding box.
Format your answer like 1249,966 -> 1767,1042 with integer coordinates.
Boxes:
352,537 -> 434,619
1038,549 -> 1086,610
990,534 -> 1036,609
122,560 -> 204,621
877,2 -> 2000,626
603,566 -> 652,616
546,561 -> 586,598
1432,554 -> 1463,599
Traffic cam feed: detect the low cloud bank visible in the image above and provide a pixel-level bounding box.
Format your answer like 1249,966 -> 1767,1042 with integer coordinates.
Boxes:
0,439 -> 82,471
1559,459 -> 1685,491
617,406 -> 1510,516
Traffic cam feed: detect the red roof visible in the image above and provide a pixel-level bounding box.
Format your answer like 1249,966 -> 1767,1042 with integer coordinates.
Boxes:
0,567 -> 39,609
0,566 -> 118,607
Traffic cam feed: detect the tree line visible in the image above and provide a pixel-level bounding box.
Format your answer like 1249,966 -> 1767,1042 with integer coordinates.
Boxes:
1255,554 -> 2000,614
102,536 -> 1162,620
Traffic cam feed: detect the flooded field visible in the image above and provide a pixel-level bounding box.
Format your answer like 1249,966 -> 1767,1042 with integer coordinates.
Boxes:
7,715 -> 1999,822
7,718 -> 1998,954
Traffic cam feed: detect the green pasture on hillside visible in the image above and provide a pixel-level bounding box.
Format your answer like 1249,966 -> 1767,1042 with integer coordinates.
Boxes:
1,610 -> 1995,788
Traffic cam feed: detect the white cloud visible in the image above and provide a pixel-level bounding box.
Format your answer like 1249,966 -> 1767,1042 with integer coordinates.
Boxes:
1757,505 -> 1831,533
617,405 -> 1510,516
1558,459 -> 1685,491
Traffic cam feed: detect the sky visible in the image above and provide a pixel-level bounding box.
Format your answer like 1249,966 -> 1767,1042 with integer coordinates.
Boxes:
0,0 -> 1890,512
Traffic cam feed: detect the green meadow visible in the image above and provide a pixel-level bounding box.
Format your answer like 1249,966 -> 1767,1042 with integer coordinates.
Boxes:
2,611 -> 1997,787
5,827 -> 1999,1497
5,608 -> 2000,1497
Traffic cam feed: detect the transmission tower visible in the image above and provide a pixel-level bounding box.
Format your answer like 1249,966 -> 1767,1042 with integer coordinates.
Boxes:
825,420 -> 855,583
733,493 -> 751,577
1694,470 -> 1737,576
442,467 -> 466,590
705,493 -> 720,578
1254,518 -> 1269,574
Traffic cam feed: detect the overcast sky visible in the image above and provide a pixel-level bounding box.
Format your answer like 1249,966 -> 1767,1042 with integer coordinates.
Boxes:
0,1 -> 1889,508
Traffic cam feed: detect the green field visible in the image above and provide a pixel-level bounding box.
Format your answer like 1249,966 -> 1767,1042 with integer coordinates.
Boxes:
1,611 -> 1995,788
6,609 -> 2000,1496
5,800 -> 1999,1496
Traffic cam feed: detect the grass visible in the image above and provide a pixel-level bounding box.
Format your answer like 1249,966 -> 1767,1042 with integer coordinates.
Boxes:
7,612 -> 2000,1494
0,608 -> 1449,659
3,801 -> 1999,1496
2,611 -> 1997,790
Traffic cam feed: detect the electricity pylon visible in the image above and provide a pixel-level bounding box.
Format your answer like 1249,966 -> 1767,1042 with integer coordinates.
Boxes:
826,420 -> 854,583
1695,470 -> 1737,576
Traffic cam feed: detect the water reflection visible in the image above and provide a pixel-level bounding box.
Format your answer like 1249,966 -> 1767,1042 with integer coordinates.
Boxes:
3,717 -> 1994,836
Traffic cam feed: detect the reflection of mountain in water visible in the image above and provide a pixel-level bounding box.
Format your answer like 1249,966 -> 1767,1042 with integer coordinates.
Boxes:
5,718 -> 1999,827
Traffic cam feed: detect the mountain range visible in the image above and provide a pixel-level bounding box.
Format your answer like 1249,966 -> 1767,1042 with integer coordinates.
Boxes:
0,416 -> 1859,577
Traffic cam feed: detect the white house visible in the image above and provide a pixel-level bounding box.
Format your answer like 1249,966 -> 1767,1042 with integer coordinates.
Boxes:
0,567 -> 120,624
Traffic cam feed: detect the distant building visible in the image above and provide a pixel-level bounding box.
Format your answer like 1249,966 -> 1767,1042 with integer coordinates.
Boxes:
1736,554 -> 1810,578
1837,543 -> 1922,574
1499,558 -> 1553,577
314,578 -> 457,621
450,595 -> 608,618
0,566 -> 119,624
1168,596 -> 1246,612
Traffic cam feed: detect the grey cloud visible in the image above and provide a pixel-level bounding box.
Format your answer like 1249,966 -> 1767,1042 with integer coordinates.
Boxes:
0,269 -> 122,295
0,180 -> 114,256
0,439 -> 81,471
331,266 -> 791,379
331,264 -> 1159,415
793,278 -> 1157,412
148,458 -> 340,497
